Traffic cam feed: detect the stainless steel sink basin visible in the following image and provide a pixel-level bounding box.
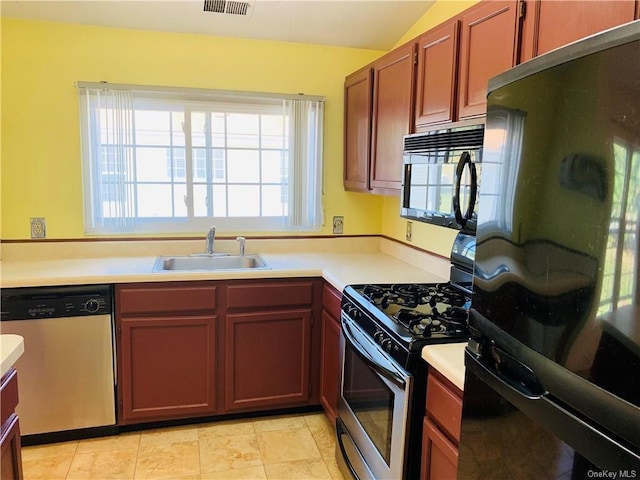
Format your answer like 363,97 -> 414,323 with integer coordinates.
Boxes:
153,254 -> 270,272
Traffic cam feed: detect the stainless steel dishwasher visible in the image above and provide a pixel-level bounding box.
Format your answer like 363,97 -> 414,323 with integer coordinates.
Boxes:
1,285 -> 117,444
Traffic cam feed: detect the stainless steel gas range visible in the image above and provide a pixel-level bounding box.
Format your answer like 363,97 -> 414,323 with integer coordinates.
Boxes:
336,232 -> 475,479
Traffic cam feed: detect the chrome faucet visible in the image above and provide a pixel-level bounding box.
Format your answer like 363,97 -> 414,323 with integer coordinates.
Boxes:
206,226 -> 216,254
236,236 -> 246,256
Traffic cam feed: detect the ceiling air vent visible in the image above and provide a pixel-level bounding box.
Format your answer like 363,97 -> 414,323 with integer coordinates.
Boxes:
203,0 -> 253,16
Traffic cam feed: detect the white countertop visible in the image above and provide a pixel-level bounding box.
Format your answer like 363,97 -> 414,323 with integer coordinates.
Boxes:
0,251 -> 448,291
421,342 -> 467,391
0,239 -> 466,387
1,335 -> 24,377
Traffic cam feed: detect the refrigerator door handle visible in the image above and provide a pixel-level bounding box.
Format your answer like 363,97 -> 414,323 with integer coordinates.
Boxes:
485,343 -> 547,398
465,348 -> 640,469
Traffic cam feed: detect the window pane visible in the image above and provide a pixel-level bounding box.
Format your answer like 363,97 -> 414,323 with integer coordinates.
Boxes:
172,111 -> 185,146
228,185 -> 260,216
173,183 -> 188,217
135,110 -> 172,146
191,148 -> 208,181
262,185 -> 285,216
211,113 -> 226,148
192,111 -> 207,147
261,150 -> 284,183
227,113 -> 259,148
193,184 -> 210,217
137,184 -> 174,217
136,147 -> 173,182
261,115 -> 285,148
211,149 -> 226,182
212,185 -> 227,217
228,149 -> 260,183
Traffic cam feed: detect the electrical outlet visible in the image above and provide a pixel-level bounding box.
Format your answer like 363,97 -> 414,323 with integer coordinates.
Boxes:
332,216 -> 344,235
30,217 -> 46,239
406,221 -> 412,242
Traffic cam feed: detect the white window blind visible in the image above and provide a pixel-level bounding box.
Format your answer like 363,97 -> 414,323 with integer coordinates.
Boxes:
77,82 -> 324,234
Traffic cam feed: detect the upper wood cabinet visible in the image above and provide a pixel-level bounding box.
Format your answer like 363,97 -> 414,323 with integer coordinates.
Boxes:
415,1 -> 520,128
458,0 -> 521,119
520,0 -> 638,62
370,41 -> 417,193
344,67 -> 373,192
415,21 -> 460,126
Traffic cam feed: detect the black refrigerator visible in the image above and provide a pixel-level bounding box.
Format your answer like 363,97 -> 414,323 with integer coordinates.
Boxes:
458,21 -> 640,478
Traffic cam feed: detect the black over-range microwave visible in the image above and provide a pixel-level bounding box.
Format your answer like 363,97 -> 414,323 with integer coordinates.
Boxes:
401,122 -> 485,235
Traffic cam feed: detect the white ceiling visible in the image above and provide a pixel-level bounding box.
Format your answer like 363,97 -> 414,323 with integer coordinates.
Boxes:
1,0 -> 435,50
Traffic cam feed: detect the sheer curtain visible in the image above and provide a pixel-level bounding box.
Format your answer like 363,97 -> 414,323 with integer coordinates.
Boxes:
286,98 -> 324,229
79,86 -> 137,232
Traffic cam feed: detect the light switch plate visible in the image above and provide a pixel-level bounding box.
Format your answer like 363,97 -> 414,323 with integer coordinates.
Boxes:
406,221 -> 412,242
333,216 -> 344,235
31,217 -> 46,238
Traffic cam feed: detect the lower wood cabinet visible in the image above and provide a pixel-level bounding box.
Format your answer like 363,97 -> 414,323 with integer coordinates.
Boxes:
115,278 -> 322,425
119,315 -> 218,422
1,368 -> 23,480
421,369 -> 463,480
116,282 -> 219,423
320,283 -> 342,423
224,309 -> 312,411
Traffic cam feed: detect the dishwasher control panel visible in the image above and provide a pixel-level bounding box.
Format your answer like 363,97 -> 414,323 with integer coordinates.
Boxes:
1,285 -> 112,320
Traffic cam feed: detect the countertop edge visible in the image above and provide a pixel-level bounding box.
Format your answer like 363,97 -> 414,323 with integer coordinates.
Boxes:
1,334 -> 25,378
421,342 -> 467,392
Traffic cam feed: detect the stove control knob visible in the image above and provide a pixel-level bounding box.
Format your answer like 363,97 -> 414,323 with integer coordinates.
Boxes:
373,331 -> 384,343
380,338 -> 393,352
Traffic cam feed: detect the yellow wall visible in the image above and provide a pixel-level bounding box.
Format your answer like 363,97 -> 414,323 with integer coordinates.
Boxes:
1,18 -> 383,239
2,0 -> 476,255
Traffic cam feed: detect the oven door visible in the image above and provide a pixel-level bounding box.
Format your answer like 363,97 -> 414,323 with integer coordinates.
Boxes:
336,313 -> 412,480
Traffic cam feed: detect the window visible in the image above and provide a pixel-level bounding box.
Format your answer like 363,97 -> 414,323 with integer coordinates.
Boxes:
78,83 -> 324,234
598,139 -> 639,315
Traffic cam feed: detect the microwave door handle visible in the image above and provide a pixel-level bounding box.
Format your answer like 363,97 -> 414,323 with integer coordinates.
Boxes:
453,151 -> 471,227
341,316 -> 406,388
466,161 -> 478,220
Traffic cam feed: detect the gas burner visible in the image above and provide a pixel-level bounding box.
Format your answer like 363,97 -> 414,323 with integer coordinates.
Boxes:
393,308 -> 429,327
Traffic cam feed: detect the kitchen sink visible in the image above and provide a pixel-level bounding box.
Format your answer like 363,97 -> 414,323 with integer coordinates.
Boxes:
152,254 -> 270,272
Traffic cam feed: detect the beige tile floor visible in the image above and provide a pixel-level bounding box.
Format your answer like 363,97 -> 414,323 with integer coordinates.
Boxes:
21,413 -> 346,480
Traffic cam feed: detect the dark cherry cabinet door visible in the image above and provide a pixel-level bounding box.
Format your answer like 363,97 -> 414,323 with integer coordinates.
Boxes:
116,282 -> 218,424
520,0 -> 637,62
1,369 -> 22,480
320,283 -> 342,423
344,67 -> 373,192
1,416 -> 22,480
420,417 -> 459,480
458,0 -> 520,119
415,21 -> 460,127
224,310 -> 312,411
370,41 -> 417,193
119,315 -> 217,422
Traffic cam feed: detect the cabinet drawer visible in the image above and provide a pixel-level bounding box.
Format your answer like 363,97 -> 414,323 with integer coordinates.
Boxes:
426,370 -> 463,443
226,281 -> 314,310
1,369 -> 19,429
117,283 -> 217,315
322,283 -> 342,319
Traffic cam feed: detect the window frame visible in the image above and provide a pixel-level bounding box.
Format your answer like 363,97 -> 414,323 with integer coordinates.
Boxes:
78,82 -> 324,235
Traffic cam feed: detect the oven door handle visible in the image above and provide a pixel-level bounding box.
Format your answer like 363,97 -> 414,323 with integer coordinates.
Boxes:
341,316 -> 406,388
